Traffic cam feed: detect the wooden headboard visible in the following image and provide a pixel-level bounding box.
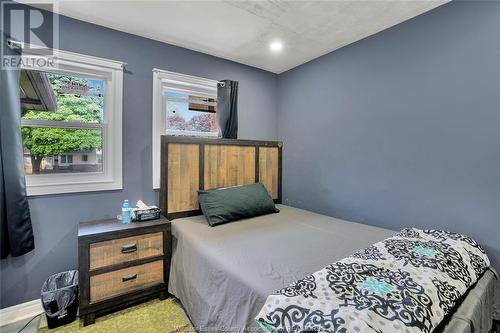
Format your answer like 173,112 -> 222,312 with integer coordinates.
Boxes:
159,135 -> 282,220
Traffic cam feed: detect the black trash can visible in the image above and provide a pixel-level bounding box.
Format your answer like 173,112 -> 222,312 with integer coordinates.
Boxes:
41,270 -> 79,329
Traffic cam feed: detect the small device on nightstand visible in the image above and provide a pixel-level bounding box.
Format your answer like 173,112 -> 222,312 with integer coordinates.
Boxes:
78,217 -> 171,326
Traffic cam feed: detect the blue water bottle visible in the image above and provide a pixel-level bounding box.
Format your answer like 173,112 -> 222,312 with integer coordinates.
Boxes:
122,200 -> 131,224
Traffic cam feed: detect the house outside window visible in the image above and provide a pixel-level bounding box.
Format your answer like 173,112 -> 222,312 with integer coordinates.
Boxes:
152,69 -> 218,188
20,48 -> 124,195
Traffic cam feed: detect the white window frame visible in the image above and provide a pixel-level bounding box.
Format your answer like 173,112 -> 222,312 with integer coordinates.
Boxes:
152,69 -> 218,189
21,48 -> 124,196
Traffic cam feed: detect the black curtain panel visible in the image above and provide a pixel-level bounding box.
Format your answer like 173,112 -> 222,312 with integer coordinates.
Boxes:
216,80 -> 238,139
0,33 -> 35,259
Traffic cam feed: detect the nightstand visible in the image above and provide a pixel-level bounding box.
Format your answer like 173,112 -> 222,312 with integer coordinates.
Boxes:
78,217 -> 171,326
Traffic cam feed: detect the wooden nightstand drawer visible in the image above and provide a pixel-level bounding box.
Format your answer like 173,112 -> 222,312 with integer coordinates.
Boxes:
79,218 -> 171,326
89,232 -> 163,270
90,260 -> 164,303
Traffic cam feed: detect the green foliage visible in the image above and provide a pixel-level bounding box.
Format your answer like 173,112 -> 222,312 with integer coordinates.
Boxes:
21,127 -> 101,157
21,73 -> 103,158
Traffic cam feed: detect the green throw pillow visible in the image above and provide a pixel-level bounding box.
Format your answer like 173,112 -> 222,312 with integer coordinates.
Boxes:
198,183 -> 279,226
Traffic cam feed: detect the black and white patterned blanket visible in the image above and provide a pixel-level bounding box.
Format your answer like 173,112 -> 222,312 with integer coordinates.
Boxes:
256,228 -> 490,333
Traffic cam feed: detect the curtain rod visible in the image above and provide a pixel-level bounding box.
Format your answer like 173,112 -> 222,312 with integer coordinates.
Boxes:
6,38 -> 128,67
7,39 -> 23,49
153,68 -> 228,86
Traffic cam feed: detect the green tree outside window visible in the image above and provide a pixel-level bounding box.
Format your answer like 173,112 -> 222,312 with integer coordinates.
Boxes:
21,73 -> 103,174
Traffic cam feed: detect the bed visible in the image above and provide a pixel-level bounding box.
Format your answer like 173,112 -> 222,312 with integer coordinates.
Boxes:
159,136 -> 498,333
169,205 -> 497,333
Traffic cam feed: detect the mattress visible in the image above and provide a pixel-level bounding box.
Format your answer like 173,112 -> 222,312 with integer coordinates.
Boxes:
168,205 -> 497,333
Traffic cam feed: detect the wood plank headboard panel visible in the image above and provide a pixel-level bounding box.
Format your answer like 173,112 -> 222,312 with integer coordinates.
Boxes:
160,135 -> 282,220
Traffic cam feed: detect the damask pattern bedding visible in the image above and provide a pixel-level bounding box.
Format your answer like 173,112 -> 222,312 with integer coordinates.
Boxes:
256,228 -> 490,333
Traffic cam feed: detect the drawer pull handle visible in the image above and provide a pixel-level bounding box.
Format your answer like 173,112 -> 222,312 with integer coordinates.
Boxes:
122,274 -> 138,282
121,243 -> 137,253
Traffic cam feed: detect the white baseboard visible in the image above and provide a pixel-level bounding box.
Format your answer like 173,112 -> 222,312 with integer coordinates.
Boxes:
0,299 -> 45,327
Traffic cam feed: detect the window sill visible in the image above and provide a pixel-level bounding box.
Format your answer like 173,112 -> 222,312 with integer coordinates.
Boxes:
26,179 -> 122,196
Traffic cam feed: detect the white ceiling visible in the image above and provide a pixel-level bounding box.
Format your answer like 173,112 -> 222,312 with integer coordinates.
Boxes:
24,0 -> 448,74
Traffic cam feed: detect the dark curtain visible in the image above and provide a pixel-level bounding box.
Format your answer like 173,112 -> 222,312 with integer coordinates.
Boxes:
216,80 -> 238,139
0,33 -> 35,258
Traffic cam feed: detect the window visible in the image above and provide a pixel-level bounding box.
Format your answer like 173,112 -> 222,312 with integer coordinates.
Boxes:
20,48 -> 123,195
165,92 -> 217,136
57,155 -> 73,165
152,69 -> 218,188
22,71 -> 103,175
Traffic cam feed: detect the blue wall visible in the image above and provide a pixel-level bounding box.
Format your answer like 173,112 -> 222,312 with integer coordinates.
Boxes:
0,10 -> 278,308
278,1 -> 500,269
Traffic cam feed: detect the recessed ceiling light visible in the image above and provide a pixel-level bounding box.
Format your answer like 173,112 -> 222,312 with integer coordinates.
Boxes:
269,40 -> 283,53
